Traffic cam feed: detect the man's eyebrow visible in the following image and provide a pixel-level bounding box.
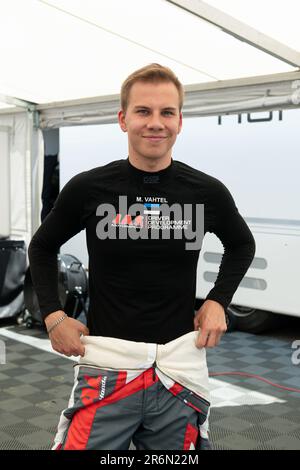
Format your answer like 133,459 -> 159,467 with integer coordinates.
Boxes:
133,105 -> 177,111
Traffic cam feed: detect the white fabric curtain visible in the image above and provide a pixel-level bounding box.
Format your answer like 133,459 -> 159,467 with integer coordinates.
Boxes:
0,112 -> 44,250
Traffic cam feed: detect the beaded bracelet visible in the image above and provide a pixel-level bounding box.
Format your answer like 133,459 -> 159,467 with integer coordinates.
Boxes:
47,314 -> 67,335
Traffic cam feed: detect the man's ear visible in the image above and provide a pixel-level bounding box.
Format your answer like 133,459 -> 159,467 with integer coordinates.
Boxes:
118,110 -> 127,132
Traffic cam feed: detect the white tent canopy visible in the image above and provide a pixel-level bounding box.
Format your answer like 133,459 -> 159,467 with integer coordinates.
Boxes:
0,0 -> 300,111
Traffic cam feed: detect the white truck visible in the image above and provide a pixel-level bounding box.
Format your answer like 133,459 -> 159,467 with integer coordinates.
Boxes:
184,109 -> 300,332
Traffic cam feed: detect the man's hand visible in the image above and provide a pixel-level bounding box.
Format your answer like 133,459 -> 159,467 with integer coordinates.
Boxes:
194,300 -> 227,348
45,311 -> 89,357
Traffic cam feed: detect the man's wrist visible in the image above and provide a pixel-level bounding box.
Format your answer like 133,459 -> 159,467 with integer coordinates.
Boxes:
44,310 -> 66,328
46,314 -> 67,335
204,299 -> 225,310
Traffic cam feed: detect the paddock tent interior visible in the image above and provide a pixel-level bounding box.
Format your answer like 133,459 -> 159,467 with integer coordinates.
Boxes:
1,2 -> 300,451
0,0 -> 300,248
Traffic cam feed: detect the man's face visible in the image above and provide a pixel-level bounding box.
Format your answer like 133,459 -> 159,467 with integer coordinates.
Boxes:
118,81 -> 182,165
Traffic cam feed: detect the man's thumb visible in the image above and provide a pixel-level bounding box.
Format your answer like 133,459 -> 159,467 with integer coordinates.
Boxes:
78,322 -> 89,336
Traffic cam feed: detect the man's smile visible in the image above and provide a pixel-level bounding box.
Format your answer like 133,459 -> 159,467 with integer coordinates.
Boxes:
143,136 -> 167,142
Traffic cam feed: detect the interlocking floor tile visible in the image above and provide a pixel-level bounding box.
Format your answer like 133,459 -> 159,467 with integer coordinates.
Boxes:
1,323 -> 300,450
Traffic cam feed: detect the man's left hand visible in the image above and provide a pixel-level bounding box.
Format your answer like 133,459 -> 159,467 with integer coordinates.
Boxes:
194,300 -> 227,348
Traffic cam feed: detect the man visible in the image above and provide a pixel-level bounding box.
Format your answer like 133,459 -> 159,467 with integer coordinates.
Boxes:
28,63 -> 255,450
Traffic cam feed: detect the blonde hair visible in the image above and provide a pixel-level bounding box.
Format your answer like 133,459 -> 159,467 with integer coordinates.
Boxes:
120,63 -> 184,114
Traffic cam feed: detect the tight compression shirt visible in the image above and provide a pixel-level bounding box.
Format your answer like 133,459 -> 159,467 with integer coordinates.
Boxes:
28,157 -> 255,343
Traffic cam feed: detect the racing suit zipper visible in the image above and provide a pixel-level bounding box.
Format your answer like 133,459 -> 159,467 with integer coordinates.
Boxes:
153,363 -> 210,407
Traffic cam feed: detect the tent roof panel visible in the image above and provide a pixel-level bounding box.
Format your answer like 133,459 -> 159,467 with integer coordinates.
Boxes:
0,0 -> 296,104
205,0 -> 300,52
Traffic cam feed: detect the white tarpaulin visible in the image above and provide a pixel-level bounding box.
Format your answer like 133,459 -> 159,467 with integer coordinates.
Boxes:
0,0 -> 299,106
0,112 -> 43,244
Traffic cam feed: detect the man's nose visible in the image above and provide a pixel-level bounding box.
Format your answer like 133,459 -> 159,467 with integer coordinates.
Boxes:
146,112 -> 164,129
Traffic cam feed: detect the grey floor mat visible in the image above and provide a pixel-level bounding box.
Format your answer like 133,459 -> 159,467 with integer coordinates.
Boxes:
0,321 -> 300,450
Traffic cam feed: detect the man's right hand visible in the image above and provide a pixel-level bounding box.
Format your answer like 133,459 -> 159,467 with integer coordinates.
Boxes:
44,311 -> 89,357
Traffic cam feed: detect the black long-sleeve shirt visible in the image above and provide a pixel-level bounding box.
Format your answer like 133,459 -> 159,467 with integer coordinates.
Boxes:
28,157 -> 255,343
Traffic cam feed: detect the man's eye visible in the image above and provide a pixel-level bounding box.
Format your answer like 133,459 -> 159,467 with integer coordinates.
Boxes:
137,110 -> 174,115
